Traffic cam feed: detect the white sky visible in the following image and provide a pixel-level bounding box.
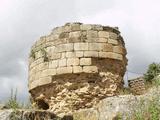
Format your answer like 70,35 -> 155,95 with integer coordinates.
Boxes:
0,0 -> 160,102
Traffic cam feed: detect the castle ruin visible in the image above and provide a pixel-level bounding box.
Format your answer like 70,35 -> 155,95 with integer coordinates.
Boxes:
28,23 -> 127,114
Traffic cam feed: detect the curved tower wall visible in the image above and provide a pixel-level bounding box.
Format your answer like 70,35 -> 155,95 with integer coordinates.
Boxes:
28,23 -> 127,114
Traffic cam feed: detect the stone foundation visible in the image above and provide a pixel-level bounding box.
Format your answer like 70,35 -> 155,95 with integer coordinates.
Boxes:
28,22 -> 127,114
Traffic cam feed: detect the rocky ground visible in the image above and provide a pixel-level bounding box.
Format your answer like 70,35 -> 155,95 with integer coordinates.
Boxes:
0,86 -> 159,120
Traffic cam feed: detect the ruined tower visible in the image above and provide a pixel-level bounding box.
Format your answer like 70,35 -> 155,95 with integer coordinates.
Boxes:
28,22 -> 127,114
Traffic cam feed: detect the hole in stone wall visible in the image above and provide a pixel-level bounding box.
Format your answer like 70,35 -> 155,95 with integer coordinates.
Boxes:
36,99 -> 49,110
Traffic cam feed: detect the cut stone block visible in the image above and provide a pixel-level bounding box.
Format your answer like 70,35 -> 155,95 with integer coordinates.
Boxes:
108,39 -> 118,45
49,60 -> 58,69
74,43 -> 88,51
76,51 -> 84,57
99,52 -> 123,61
84,51 -> 98,57
83,66 -> 98,73
80,58 -> 92,66
98,31 -> 109,38
55,43 -> 73,52
56,67 -> 73,74
59,59 -> 67,67
80,24 -> 92,30
73,66 -> 83,73
71,24 -> 80,31
41,69 -> 56,77
67,58 -> 80,66
66,52 -> 76,58
50,53 -> 61,60
69,31 -> 81,38
38,76 -> 52,86
87,30 -> 98,38
109,32 -> 118,39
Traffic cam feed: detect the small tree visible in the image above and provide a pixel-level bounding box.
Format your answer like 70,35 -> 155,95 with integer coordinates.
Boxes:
144,63 -> 160,82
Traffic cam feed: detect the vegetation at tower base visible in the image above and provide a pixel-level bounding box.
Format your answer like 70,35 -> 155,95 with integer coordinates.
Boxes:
144,62 -> 160,82
28,22 -> 128,114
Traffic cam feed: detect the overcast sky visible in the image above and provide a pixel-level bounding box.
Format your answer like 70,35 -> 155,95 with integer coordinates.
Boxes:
0,0 -> 160,102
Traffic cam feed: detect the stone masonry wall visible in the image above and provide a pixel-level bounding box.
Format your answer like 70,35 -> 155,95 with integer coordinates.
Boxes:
28,22 -> 127,114
128,77 -> 145,95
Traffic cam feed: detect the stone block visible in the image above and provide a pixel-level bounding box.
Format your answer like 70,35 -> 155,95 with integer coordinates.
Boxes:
61,52 -> 66,58
91,25 -> 103,31
59,59 -> 67,67
83,66 -> 98,73
66,52 -> 76,58
84,51 -> 98,57
56,67 -> 73,74
98,31 -> 109,38
67,58 -> 80,66
89,43 -> 102,51
113,46 -> 124,54
41,69 -> 56,77
49,60 -> 58,69
80,58 -> 92,66
69,31 -> 81,38
99,52 -> 123,60
29,80 -> 39,90
38,76 -> 52,86
38,62 -> 49,71
35,71 -> 41,80
98,38 -> 108,43
109,32 -> 118,39
108,39 -> 118,45
87,30 -> 98,38
102,44 -> 113,52
74,43 -> 88,50
76,51 -> 84,57
71,24 -> 80,31
59,32 -> 69,39
50,53 -> 61,60
55,43 -> 73,52
73,66 -> 83,73
80,24 -> 92,30
111,53 -> 123,61
46,46 -> 55,53
64,25 -> 71,32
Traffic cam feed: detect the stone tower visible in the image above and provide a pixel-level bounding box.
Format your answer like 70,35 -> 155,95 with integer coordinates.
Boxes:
28,22 -> 127,114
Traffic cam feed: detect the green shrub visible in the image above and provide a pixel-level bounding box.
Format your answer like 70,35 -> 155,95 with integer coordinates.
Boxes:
144,63 -> 160,82
5,89 -> 20,109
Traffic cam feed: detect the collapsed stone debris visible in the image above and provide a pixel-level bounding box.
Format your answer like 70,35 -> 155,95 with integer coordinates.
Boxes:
28,22 -> 127,114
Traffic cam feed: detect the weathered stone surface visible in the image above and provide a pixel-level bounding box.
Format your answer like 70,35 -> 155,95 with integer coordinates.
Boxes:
73,66 -> 83,73
0,110 -> 58,120
67,58 -> 80,66
108,39 -> 118,45
55,43 -> 74,52
56,67 -> 73,74
87,30 -> 98,38
84,51 -> 98,57
83,66 -> 98,73
49,60 -> 58,68
1,87 -> 160,120
75,51 -> 83,57
59,59 -> 67,67
74,43 -> 88,50
98,31 -> 109,38
80,58 -> 92,65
